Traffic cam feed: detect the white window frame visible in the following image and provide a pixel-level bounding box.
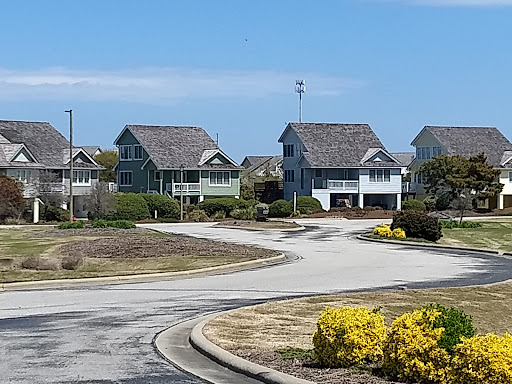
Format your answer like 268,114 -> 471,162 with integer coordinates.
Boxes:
133,145 -> 143,160
119,145 -> 132,161
370,169 -> 391,183
119,171 -> 133,186
72,170 -> 91,186
433,146 -> 442,157
209,171 -> 231,187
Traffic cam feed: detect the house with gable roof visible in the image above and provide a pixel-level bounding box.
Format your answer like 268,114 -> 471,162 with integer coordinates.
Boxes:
113,125 -> 241,204
409,125 -> 512,209
278,123 -> 406,210
0,120 -> 102,217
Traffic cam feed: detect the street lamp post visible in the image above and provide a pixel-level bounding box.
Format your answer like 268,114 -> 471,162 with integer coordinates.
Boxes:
65,109 -> 73,222
180,164 -> 184,221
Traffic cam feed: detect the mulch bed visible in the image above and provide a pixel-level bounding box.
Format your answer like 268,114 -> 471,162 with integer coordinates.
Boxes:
232,349 -> 400,384
28,227 -> 154,237
57,235 -> 280,259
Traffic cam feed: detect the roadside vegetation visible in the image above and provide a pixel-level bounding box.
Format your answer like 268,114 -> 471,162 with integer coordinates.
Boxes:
205,282 -> 512,384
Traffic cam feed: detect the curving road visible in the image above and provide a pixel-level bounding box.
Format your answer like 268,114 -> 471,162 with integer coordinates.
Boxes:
1,219 -> 512,383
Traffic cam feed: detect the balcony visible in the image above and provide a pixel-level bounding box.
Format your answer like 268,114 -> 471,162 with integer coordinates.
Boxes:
172,183 -> 201,195
313,179 -> 359,192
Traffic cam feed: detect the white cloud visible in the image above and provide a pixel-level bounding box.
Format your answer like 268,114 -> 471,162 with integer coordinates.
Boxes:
0,67 -> 362,103
383,0 -> 512,6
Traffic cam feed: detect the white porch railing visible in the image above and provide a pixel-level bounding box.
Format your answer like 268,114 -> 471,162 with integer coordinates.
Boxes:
318,180 -> 359,191
402,182 -> 416,194
173,183 -> 201,194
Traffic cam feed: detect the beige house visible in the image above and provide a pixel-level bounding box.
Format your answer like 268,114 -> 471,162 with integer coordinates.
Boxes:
409,126 -> 512,210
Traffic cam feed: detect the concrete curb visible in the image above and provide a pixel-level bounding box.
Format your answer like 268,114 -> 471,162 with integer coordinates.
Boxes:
0,254 -> 286,292
356,234 -> 506,256
189,314 -> 315,384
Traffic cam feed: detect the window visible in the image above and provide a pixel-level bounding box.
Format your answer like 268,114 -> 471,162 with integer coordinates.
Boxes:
414,172 -> 423,184
119,171 -> 133,186
7,169 -> 32,182
433,146 -> 442,157
283,144 -> 294,158
300,168 -> 304,189
370,169 -> 391,182
284,170 -> 295,183
209,171 -> 230,186
315,169 -> 322,178
154,171 -> 162,181
119,145 -> 132,161
509,172 -> 512,183
72,170 -> 91,186
133,145 -> 143,160
416,147 -> 422,160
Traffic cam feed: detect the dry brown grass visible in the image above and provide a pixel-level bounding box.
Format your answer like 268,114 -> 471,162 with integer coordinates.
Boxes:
205,281 -> 512,352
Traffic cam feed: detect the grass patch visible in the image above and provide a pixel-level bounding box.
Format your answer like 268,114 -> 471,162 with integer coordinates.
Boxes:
276,347 -> 316,360
204,282 -> 512,354
439,219 -> 512,253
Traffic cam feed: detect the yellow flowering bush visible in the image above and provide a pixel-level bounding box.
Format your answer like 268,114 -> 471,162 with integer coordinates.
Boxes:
313,306 -> 386,367
392,228 -> 406,239
448,333 -> 512,384
373,224 -> 393,238
382,308 -> 451,383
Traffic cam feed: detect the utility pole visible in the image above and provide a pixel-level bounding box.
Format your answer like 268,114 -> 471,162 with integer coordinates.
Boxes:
295,80 -> 305,123
180,164 -> 184,221
65,109 -> 73,222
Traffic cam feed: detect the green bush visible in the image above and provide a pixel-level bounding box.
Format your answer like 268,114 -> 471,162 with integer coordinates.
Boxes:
41,205 -> 70,222
197,198 -> 249,217
92,219 -> 135,229
391,211 -> 442,242
402,199 -> 426,211
423,196 -> 437,212
230,207 -> 257,220
58,221 -> 86,229
441,221 -> 482,229
436,192 -> 453,211
111,193 -> 150,221
422,303 -> 475,354
210,210 -> 226,220
140,193 -> 180,219
295,196 -> 323,215
268,199 -> 292,218
92,219 -> 108,228
186,209 -> 210,222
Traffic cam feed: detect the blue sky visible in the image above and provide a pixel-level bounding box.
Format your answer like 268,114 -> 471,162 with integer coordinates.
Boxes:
1,0 -> 512,162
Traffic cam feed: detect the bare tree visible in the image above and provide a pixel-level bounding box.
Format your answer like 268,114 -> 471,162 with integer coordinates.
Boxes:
85,181 -> 116,219
34,170 -> 67,220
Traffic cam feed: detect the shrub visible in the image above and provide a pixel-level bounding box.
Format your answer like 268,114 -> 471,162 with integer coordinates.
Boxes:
210,210 -> 226,220
423,196 -> 437,212
61,255 -> 85,270
0,175 -> 24,223
186,209 -> 210,222
230,207 -> 257,220
392,228 -> 406,239
423,304 -> 475,354
449,333 -> 512,384
392,211 -> 442,242
373,224 -> 393,238
441,221 -> 482,229
140,193 -> 180,219
108,220 -> 135,229
382,307 -> 451,383
92,219 -> 108,228
21,256 -> 41,270
268,199 -> 292,218
58,221 -> 86,229
111,193 -> 150,221
197,198 -> 249,217
402,199 -> 426,211
363,206 -> 376,211
295,196 -> 323,215
41,205 -> 70,222
21,256 -> 60,270
313,306 -> 386,367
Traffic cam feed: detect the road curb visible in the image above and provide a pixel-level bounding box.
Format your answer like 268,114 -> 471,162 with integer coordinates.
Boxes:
188,313 -> 314,384
0,254 -> 286,292
356,234 -> 505,256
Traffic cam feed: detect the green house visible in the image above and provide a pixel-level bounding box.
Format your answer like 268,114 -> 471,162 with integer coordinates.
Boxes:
113,125 -> 241,204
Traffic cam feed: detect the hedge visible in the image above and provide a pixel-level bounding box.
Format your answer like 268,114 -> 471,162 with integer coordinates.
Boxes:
140,193 -> 180,219
111,193 -> 150,221
268,199 -> 292,218
402,199 -> 426,211
391,211 -> 442,242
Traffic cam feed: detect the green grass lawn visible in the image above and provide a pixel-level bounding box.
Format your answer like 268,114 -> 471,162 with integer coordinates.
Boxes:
439,219 -> 512,253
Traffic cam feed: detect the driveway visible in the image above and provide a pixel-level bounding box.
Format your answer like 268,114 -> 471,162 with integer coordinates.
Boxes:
1,219 -> 511,383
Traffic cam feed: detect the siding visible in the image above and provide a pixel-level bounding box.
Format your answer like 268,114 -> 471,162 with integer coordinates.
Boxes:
359,168 -> 402,194
501,170 -> 512,195
281,129 -> 304,200
116,129 -> 151,193
200,170 -> 240,197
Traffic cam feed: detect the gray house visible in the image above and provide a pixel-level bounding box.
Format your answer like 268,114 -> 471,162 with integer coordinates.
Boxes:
409,126 -> 512,209
278,123 -> 405,210
0,120 -> 102,217
113,125 -> 241,204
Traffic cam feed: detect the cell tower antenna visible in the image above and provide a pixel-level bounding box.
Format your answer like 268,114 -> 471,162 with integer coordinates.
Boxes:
295,80 -> 306,122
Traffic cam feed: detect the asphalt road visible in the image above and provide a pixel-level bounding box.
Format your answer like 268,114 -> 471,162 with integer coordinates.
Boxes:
2,219 -> 512,383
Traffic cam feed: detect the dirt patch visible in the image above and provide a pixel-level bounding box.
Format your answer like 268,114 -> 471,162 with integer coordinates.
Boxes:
215,220 -> 303,230
28,227 -> 154,238
57,235 -> 279,259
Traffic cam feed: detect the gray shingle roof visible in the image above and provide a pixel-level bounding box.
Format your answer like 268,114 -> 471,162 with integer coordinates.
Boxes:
391,152 -> 415,167
0,120 -> 101,170
281,123 -> 400,167
124,125 -> 240,169
245,155 -> 282,173
422,126 -> 512,167
81,146 -> 101,157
